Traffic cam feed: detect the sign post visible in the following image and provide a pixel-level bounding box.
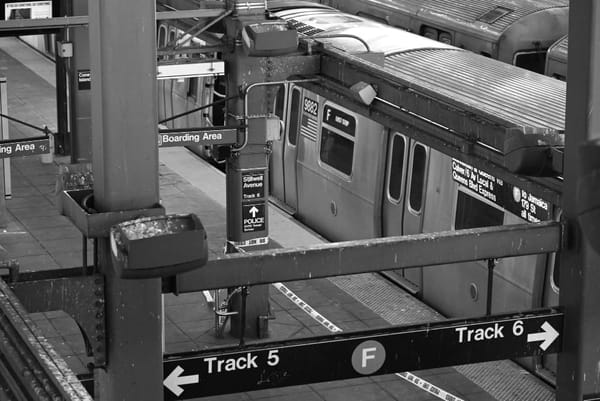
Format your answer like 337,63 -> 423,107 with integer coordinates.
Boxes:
162,309 -> 562,400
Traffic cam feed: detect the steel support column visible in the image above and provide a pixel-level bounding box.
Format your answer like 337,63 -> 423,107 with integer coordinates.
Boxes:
556,1 -> 600,399
88,0 -> 162,400
222,3 -> 271,339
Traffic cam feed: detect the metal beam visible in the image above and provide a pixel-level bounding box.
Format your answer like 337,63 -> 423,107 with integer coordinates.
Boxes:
173,221 -> 561,292
0,278 -> 91,400
0,8 -> 224,32
155,9 -> 225,20
0,16 -> 88,31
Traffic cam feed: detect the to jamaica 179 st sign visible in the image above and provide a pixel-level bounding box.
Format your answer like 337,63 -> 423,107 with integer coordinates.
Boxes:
0,137 -> 50,158
158,127 -> 238,147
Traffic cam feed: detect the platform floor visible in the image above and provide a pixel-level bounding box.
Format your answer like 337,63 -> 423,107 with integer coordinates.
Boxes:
0,37 -> 556,401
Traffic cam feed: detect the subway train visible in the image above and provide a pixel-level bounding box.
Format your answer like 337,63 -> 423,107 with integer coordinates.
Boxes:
314,0 -> 569,74
159,1 -> 565,381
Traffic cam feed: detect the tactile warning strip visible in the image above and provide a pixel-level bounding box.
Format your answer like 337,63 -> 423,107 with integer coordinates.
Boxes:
328,273 -> 555,401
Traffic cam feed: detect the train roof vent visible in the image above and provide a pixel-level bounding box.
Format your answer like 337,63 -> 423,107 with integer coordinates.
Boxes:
287,19 -> 324,37
477,6 -> 513,24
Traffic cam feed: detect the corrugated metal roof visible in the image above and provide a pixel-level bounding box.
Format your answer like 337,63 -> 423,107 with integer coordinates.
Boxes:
275,6 -> 566,132
418,0 -> 569,35
383,50 -> 565,130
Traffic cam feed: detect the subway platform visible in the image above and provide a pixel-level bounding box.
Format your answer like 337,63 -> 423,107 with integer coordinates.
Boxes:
0,37 -> 554,401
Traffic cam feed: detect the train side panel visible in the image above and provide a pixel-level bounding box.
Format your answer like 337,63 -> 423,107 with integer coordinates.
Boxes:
295,91 -> 387,241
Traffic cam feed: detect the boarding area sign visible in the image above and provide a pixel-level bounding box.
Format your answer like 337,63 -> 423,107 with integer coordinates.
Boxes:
158,127 -> 237,147
0,136 -> 49,158
163,308 -> 562,399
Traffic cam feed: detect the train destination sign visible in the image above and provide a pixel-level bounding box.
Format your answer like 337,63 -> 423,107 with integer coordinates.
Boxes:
451,159 -> 551,222
242,171 -> 265,200
0,137 -> 50,159
158,127 -> 237,147
163,309 -> 562,399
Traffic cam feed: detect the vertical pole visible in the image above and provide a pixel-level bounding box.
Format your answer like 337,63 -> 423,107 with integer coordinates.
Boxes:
71,0 -> 91,163
556,1 -> 600,400
0,78 -> 9,228
223,2 -> 271,339
88,0 -> 162,400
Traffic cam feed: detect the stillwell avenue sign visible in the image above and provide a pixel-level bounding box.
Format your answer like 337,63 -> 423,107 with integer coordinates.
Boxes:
162,308 -> 562,399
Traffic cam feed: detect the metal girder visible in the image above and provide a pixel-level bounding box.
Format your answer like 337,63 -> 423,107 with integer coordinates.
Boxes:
0,16 -> 88,31
172,221 -> 561,293
0,278 -> 91,400
10,274 -> 106,368
155,9 -> 225,20
0,9 -> 223,32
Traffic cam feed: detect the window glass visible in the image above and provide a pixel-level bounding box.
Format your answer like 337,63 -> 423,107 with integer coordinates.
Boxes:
187,78 -> 198,99
388,134 -> 406,201
408,144 -> 427,212
455,190 -> 504,229
514,51 -> 546,74
274,86 -> 285,121
288,89 -> 301,145
158,25 -> 167,47
552,253 -> 560,290
320,127 -> 354,175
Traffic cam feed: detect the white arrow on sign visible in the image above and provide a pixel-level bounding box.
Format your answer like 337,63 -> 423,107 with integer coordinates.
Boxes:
164,365 -> 199,397
527,321 -> 559,351
249,206 -> 259,218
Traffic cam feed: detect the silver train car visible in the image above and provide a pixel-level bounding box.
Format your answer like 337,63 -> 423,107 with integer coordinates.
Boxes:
315,0 -> 569,74
264,1 -> 565,380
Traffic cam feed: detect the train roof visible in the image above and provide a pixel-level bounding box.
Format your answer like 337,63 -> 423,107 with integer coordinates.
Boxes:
273,6 -> 566,133
274,8 -> 456,54
415,0 -> 568,36
325,0 -> 568,45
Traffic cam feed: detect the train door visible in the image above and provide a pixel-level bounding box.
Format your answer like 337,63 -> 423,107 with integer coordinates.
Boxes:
270,85 -> 300,211
381,134 -> 429,293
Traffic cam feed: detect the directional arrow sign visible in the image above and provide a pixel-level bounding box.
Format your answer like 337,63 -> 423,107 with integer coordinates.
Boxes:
163,309 -> 562,399
527,321 -> 560,350
164,366 -> 199,397
242,202 -> 265,233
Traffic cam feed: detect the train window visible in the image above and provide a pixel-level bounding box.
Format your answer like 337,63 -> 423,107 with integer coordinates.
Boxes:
320,127 -> 354,176
288,89 -> 301,146
187,78 -> 198,99
421,26 -> 438,41
274,86 -> 285,121
514,51 -> 546,74
455,190 -> 504,230
158,25 -> 167,47
387,134 -> 406,202
552,253 -> 560,291
408,143 -> 427,213
438,32 -> 452,45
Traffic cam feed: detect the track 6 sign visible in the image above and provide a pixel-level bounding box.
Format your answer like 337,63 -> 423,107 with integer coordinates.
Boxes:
163,309 -> 562,399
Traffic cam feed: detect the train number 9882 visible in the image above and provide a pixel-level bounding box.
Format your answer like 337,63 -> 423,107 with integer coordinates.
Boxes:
303,97 -> 319,117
